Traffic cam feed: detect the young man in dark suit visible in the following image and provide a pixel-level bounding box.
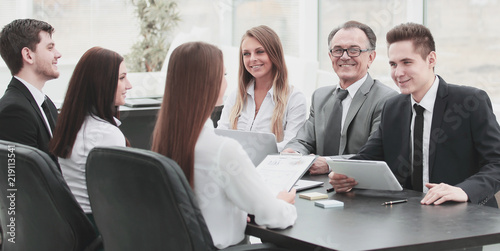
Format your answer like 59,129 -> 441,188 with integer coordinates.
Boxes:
0,19 -> 62,164
330,23 -> 500,207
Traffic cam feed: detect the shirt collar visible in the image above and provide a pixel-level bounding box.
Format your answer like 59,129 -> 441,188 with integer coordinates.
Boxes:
340,74 -> 367,98
204,118 -> 214,128
91,114 -> 122,127
411,75 -> 439,113
246,79 -> 275,103
113,117 -> 122,127
15,76 -> 46,107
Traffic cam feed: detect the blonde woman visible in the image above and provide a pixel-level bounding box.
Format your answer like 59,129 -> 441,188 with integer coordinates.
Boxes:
218,25 -> 307,151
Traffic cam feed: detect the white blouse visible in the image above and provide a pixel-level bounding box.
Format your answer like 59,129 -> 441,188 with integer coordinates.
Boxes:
59,115 -> 126,213
218,82 -> 307,151
194,120 -> 297,249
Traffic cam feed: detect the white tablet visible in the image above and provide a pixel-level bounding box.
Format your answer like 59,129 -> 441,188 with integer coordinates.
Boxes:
124,98 -> 162,108
327,159 -> 403,191
293,179 -> 324,192
214,129 -> 278,166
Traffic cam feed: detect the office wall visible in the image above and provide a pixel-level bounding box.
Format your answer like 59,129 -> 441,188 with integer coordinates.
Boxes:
1,0 -> 499,106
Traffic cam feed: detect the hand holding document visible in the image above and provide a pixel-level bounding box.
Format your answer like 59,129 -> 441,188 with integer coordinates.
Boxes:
256,154 -> 317,195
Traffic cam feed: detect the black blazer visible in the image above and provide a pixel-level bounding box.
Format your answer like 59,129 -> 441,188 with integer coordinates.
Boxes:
0,77 -> 59,165
354,76 -> 500,207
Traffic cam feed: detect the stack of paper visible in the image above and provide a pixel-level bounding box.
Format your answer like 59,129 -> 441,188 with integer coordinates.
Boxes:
299,192 -> 328,200
315,200 -> 344,208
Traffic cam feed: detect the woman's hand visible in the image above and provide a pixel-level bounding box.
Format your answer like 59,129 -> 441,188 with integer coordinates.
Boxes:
277,188 -> 296,204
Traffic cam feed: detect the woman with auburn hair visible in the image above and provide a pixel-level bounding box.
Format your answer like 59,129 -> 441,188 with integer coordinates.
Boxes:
50,46 -> 132,222
151,41 -> 297,249
218,25 -> 307,151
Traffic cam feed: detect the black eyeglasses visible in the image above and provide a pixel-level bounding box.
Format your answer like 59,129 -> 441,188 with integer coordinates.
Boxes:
329,47 -> 373,57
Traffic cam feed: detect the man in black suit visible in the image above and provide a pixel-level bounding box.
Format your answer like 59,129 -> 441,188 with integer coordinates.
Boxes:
330,23 -> 500,207
0,19 -> 61,164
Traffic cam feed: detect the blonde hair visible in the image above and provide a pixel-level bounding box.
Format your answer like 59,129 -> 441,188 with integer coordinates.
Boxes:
229,25 -> 290,142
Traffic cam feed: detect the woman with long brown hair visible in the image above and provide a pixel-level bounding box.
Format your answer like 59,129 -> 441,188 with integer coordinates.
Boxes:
151,41 -> 296,249
50,46 -> 132,220
218,25 -> 307,151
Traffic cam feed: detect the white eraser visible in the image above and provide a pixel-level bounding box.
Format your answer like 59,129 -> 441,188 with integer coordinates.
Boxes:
315,199 -> 344,208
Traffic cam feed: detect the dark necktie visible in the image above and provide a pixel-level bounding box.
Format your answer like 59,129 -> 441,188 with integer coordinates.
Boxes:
324,88 -> 349,155
412,104 -> 425,192
41,98 -> 56,133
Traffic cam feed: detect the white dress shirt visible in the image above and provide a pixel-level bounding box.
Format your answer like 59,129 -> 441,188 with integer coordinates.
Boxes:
218,81 -> 307,151
194,120 -> 297,249
14,76 -> 53,136
339,74 -> 366,131
411,75 -> 439,193
59,115 -> 126,213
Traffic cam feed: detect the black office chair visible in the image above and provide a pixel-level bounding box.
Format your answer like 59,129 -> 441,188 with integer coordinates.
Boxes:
0,140 -> 101,251
86,146 -> 285,251
211,105 -> 224,128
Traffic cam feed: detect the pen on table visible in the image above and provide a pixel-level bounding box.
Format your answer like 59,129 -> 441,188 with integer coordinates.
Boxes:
381,199 -> 408,206
326,187 -> 335,193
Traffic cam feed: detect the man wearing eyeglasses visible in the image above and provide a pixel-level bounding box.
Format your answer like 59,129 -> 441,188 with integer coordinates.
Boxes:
330,23 -> 500,207
284,20 -> 397,174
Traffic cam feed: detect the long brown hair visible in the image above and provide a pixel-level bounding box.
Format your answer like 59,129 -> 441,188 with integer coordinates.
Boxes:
151,42 -> 223,188
229,25 -> 290,142
50,47 -> 123,158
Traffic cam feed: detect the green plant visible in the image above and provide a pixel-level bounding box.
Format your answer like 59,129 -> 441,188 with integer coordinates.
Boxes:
125,0 -> 180,72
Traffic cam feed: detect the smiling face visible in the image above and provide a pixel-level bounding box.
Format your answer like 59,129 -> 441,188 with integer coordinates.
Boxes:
241,36 -> 274,84
114,62 -> 132,106
328,28 -> 375,88
388,40 -> 436,103
32,31 -> 62,81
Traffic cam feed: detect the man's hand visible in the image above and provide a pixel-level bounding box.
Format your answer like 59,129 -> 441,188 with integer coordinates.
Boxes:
308,157 -> 330,175
328,172 -> 357,193
421,183 -> 468,205
281,148 -> 297,154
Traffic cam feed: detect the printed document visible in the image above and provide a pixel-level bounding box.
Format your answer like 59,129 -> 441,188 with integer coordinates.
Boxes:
256,154 -> 317,195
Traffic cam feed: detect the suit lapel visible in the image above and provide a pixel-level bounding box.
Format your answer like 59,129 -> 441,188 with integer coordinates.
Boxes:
398,95 -> 413,186
402,96 -> 412,160
321,86 -> 338,130
339,75 -> 373,153
10,78 -> 52,136
429,77 -> 448,176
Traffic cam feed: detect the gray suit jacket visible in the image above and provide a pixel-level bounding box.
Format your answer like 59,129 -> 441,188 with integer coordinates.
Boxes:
285,74 -> 397,156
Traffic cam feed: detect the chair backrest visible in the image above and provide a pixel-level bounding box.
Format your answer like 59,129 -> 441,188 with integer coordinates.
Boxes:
86,146 -> 215,251
0,140 -> 99,251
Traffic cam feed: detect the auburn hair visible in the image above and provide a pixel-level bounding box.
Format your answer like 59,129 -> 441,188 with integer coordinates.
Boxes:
151,42 -> 223,188
50,47 -> 123,158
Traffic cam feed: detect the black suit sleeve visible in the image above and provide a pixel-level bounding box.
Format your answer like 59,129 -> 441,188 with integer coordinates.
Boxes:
0,103 -> 41,149
455,89 -> 500,204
